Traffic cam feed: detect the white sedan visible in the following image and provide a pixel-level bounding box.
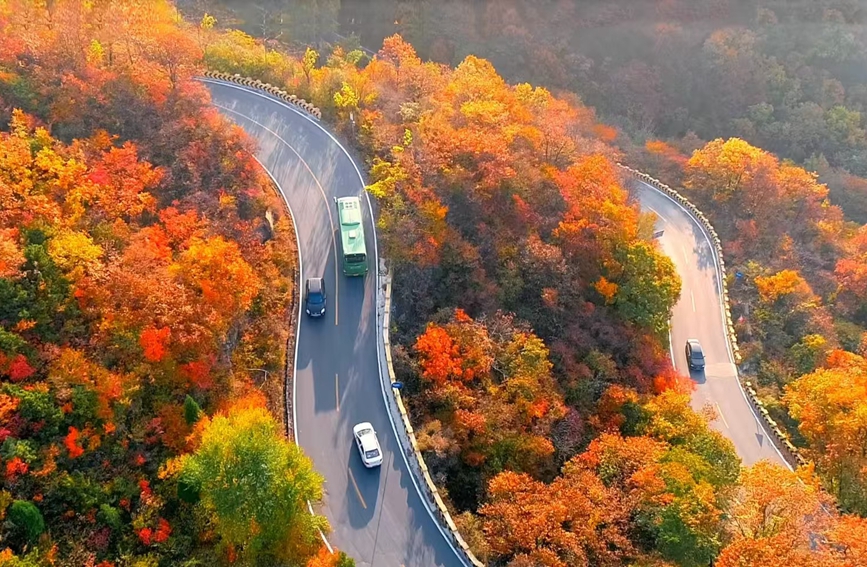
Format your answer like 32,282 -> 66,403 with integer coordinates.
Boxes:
353,422 -> 383,468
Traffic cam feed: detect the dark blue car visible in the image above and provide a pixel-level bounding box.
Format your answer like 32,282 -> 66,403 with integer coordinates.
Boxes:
305,277 -> 326,317
685,339 -> 705,371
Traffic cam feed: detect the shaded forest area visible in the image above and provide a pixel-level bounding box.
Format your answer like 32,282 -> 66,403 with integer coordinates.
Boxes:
197,1 -> 867,218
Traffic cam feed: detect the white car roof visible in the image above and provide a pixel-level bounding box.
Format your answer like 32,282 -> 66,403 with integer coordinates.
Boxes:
353,422 -> 378,451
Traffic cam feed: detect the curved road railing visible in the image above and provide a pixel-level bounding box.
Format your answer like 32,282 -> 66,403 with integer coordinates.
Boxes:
617,164 -> 806,469
201,70 -> 323,120
201,71 -> 805,567
377,271 -> 485,566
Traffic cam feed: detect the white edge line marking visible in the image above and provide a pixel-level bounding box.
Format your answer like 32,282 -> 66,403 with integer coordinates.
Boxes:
668,330 -> 676,371
247,154 -> 333,554
212,102 -> 341,324
201,78 -> 472,564
716,402 -> 730,429
636,179 -> 791,470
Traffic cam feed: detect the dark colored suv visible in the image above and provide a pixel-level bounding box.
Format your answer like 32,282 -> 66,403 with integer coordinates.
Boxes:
685,339 -> 705,371
305,277 -> 326,317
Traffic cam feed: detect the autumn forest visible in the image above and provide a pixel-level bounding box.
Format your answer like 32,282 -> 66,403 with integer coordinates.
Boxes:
1,0 -> 867,566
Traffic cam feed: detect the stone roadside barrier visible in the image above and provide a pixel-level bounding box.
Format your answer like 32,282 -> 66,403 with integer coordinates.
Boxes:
616,164 -> 806,469
378,268 -> 485,567
201,70 -> 323,120
742,381 -> 807,467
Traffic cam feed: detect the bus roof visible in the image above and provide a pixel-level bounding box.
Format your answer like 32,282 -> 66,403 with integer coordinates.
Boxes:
336,197 -> 366,256
336,196 -> 363,226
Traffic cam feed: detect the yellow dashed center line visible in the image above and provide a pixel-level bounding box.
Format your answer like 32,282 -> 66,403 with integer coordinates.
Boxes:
348,467 -> 366,509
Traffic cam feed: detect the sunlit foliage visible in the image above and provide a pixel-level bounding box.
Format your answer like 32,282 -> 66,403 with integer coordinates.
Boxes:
176,403 -> 327,564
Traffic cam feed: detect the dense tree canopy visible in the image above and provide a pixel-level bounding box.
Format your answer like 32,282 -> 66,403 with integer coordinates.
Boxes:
179,9 -> 867,565
193,6 -> 867,506
177,402 -> 327,564
785,350 -> 867,514
0,2 -> 322,565
5,0 -> 867,565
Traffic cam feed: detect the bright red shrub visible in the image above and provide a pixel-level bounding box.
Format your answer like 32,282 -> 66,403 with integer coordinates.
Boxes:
64,426 -> 85,459
6,354 -> 35,382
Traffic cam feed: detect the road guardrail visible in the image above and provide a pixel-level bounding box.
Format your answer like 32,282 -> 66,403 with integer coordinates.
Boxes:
201,70 -> 322,120
377,267 -> 485,566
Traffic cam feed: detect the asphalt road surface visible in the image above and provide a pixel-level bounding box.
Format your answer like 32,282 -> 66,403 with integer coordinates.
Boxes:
203,80 -> 466,567
632,180 -> 789,468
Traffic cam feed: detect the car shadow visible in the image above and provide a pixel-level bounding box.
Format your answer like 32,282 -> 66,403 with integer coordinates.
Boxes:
346,442 -> 380,528
689,367 -> 707,384
298,247 -> 344,417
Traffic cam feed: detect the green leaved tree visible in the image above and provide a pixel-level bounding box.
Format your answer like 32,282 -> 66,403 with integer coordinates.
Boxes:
178,403 -> 328,565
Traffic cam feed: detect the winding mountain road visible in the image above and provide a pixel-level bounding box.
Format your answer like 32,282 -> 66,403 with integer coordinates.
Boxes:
202,79 -> 466,567
632,180 -> 788,468
202,76 -> 790,567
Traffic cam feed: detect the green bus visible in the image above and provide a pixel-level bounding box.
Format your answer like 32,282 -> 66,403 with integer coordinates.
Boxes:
334,196 -> 369,276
